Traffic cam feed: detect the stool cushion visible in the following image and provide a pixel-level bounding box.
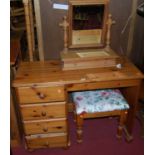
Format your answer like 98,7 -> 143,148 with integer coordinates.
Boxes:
72,89 -> 129,115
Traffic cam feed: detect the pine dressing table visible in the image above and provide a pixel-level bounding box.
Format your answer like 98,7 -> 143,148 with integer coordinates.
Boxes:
12,58 -> 143,150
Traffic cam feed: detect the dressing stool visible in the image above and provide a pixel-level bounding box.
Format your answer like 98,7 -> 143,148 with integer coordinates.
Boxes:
72,89 -> 129,143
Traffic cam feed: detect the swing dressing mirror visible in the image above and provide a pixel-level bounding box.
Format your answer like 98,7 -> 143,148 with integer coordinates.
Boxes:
68,0 -> 109,48
60,0 -> 122,71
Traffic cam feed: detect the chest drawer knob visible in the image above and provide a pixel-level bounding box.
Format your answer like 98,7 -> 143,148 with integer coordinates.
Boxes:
44,141 -> 49,147
37,92 -> 46,99
31,86 -> 46,99
57,126 -> 62,129
41,112 -> 46,116
58,89 -> 62,93
43,127 -> 48,132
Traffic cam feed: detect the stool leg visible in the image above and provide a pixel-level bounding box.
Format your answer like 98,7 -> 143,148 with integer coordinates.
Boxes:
76,115 -> 84,143
117,110 -> 128,139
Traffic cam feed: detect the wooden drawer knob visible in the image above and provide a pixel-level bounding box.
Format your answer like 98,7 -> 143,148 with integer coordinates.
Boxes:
31,86 -> 46,99
58,89 -> 62,93
41,111 -> 46,116
43,127 -> 48,132
45,141 -> 49,147
37,92 -> 46,99
57,126 -> 62,129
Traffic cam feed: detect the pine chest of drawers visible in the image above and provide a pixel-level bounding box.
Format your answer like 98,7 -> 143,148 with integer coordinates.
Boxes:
15,84 -> 69,150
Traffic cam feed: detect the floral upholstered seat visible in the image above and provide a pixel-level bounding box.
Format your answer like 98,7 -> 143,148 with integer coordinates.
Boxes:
72,89 -> 129,115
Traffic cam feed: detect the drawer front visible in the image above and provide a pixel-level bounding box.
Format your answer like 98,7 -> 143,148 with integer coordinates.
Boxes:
20,102 -> 66,121
25,133 -> 68,149
24,118 -> 67,135
17,86 -> 65,104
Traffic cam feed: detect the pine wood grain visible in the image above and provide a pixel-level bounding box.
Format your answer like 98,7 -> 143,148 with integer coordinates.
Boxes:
12,58 -> 143,144
13,59 -> 143,87
23,118 -> 67,135
20,102 -> 66,121
17,85 -> 65,104
25,133 -> 68,149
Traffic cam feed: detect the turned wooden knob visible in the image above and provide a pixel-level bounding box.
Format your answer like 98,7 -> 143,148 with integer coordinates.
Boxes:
57,126 -> 62,129
58,89 -> 62,93
45,141 -> 49,147
43,127 -> 48,132
37,92 -> 46,99
31,85 -> 46,99
41,111 -> 46,116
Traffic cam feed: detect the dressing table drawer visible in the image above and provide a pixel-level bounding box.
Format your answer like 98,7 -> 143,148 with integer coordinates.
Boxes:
20,102 -> 66,121
17,86 -> 65,104
24,118 -> 67,135
25,133 -> 68,149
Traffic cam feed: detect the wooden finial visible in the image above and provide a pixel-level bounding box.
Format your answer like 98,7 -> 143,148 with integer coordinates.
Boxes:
59,16 -> 69,53
105,14 -> 116,50
23,0 -> 29,4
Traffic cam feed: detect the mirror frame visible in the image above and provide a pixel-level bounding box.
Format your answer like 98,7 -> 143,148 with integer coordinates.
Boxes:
68,0 -> 109,49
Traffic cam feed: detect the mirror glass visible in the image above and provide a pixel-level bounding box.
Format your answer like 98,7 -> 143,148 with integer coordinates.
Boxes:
73,5 -> 104,30
71,4 -> 105,47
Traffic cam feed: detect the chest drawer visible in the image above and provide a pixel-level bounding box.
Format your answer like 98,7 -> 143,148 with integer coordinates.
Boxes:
17,86 -> 65,104
24,118 -> 67,135
20,102 -> 66,121
25,133 -> 68,149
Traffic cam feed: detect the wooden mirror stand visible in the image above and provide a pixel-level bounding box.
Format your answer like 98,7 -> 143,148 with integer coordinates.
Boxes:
59,0 -> 123,70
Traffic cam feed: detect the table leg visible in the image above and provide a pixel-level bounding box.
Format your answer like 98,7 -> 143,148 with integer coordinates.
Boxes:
121,84 -> 141,142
